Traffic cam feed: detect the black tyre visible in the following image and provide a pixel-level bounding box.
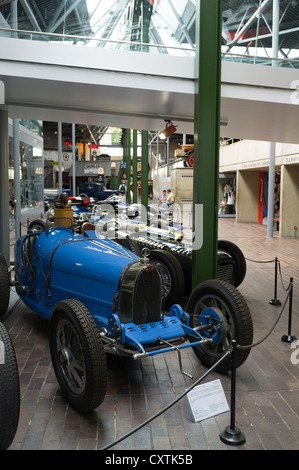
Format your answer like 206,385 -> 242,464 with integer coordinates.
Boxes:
0,253 -> 10,320
217,240 -> 246,287
149,249 -> 185,310
28,219 -> 47,233
116,236 -> 141,256
49,299 -> 107,413
0,322 -> 20,450
186,279 -> 253,373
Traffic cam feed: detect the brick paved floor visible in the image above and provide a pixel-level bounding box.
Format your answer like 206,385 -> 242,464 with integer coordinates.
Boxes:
3,218 -> 299,450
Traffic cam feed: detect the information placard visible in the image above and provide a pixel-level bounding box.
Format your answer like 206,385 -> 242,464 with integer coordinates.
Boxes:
187,379 -> 229,422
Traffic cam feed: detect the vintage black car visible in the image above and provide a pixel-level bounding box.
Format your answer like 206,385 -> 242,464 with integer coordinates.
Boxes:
78,182 -> 118,201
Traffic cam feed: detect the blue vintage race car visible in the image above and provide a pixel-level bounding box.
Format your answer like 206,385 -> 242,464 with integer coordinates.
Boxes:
2,227 -> 253,413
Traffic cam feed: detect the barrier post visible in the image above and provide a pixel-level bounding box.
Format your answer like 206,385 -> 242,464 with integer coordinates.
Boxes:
220,340 -> 245,446
281,278 -> 297,343
269,257 -> 281,306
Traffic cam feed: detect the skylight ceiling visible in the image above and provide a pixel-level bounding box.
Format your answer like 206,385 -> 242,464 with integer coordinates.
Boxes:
0,0 -> 298,58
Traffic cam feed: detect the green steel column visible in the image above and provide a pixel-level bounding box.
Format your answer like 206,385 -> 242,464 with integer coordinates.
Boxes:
141,130 -> 148,223
192,0 -> 222,286
123,129 -> 131,204
132,129 -> 138,203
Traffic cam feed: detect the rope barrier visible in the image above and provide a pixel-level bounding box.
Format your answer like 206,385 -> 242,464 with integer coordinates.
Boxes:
245,255 -> 291,304
278,260 -> 291,292
100,252 -> 297,450
100,350 -> 231,451
245,257 -> 275,264
237,285 -> 291,350
270,257 -> 281,305
220,340 -> 244,445
281,278 -> 297,344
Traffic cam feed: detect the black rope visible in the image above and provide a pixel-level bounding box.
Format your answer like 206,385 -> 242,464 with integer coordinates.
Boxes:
245,257 -> 275,264
278,260 -> 291,292
238,284 -> 291,350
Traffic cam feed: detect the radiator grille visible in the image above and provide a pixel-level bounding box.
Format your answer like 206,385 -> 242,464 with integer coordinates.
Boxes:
133,266 -> 162,325
119,263 -> 162,325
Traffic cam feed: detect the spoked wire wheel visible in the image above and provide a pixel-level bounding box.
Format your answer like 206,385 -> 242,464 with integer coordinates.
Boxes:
149,250 -> 184,310
50,299 -> 107,412
151,260 -> 171,297
55,318 -> 86,395
186,280 -> 253,373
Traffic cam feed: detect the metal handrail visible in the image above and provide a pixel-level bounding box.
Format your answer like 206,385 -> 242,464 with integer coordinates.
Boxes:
222,51 -> 299,65
0,27 -> 195,53
1,27 -> 298,66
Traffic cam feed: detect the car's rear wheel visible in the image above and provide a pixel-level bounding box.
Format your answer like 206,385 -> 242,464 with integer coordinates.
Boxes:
0,253 -> 10,320
186,279 -> 253,373
49,299 -> 107,413
0,322 -> 20,450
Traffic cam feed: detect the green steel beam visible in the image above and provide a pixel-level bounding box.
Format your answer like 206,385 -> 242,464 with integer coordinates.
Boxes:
192,0 -> 222,286
132,129 -> 138,203
141,130 -> 148,223
123,128 -> 131,204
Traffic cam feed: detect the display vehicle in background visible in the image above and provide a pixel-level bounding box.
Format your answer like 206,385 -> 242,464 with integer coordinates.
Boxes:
78,182 -> 118,201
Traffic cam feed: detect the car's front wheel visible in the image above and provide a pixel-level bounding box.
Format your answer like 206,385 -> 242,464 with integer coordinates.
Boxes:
186,279 -> 253,373
49,299 -> 107,413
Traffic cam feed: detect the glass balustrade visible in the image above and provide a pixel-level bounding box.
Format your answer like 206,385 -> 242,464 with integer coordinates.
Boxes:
0,0 -> 298,67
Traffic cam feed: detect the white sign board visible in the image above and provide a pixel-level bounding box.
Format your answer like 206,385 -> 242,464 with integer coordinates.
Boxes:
187,379 -> 229,422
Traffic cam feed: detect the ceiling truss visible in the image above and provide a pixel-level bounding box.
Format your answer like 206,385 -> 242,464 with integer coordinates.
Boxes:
1,0 -> 299,144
